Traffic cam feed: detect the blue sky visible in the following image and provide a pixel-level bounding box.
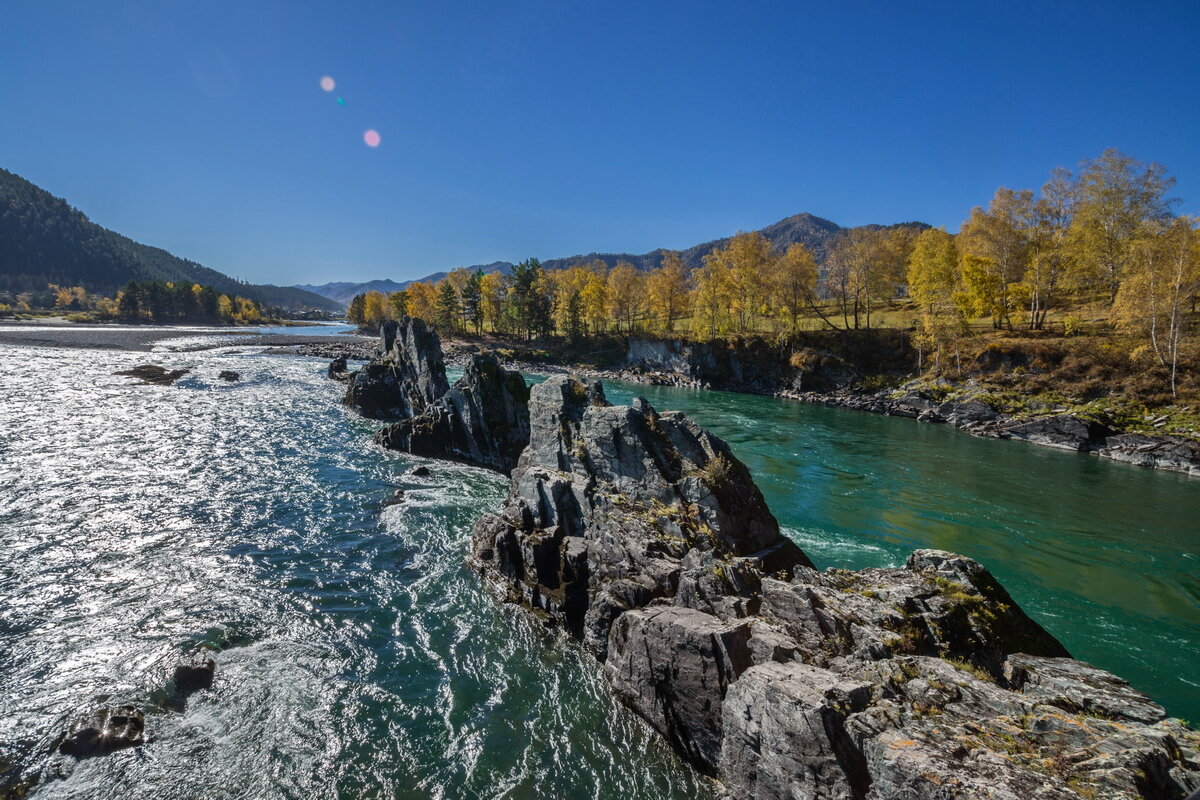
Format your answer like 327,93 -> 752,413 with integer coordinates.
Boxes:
2,1 -> 1198,285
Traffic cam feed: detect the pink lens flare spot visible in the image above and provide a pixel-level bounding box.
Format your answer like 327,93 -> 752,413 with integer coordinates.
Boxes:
320,75 -> 335,92
364,130 -> 381,148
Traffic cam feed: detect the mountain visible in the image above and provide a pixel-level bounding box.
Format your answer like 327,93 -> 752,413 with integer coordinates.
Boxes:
310,213 -> 928,297
0,168 -> 344,312
297,262 -> 515,304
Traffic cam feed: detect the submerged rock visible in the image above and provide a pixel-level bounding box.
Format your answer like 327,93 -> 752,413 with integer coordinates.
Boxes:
173,652 -> 215,697
115,364 -> 190,385
328,356 -> 350,381
58,706 -> 144,758
409,465 -> 431,477
375,353 -> 531,474
343,318 -> 450,419
466,374 -> 1200,799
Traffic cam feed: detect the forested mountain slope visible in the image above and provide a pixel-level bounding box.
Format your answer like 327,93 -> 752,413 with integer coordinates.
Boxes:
0,168 -> 342,312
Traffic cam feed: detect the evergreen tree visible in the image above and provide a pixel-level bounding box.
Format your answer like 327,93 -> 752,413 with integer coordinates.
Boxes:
435,280 -> 461,333
461,270 -> 483,333
565,290 -> 585,343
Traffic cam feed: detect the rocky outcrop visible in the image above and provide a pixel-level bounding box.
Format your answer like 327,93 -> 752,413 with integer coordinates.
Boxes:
58,706 -> 145,758
1097,433 -> 1200,476
471,375 -> 811,656
375,353 -> 531,474
343,318 -> 450,419
115,364 -> 190,385
468,375 -> 1200,798
327,356 -> 350,381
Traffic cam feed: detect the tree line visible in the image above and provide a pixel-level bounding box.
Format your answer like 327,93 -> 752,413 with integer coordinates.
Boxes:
0,280 -> 266,324
347,149 -> 1198,393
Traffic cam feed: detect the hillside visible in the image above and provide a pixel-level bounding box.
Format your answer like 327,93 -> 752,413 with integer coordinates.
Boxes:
0,168 -> 343,312
302,213 -> 928,302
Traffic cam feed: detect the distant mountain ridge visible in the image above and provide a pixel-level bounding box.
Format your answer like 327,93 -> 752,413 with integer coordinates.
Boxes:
0,168 -> 343,313
299,213 -> 927,302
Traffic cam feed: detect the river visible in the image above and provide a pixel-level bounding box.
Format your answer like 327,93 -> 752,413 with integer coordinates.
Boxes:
0,344 -> 1196,799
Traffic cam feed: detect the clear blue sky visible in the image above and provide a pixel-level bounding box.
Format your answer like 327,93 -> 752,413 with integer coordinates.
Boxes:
2,1 -> 1198,285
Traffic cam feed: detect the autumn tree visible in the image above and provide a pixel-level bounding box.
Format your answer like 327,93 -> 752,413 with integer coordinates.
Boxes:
1112,216 -> 1200,397
769,242 -> 819,335
1068,149 -> 1176,303
362,290 -> 389,330
691,257 -> 730,338
479,271 -> 507,332
907,228 -> 964,372
646,250 -> 690,331
580,265 -> 610,335
389,289 -> 409,320
957,188 -> 1034,329
406,281 -> 438,322
608,261 -> 644,333
1024,167 -> 1076,329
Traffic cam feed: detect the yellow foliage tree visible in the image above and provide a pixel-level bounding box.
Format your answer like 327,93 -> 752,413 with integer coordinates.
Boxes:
406,282 -> 438,323
907,228 -> 964,372
646,251 -> 690,331
608,261 -> 645,333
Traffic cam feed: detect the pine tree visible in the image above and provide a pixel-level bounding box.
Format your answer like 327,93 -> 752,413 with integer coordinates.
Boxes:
435,280 -> 461,333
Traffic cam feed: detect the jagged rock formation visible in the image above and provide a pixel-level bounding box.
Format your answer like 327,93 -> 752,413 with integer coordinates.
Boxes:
343,318 -> 450,419
375,353 -> 531,473
469,375 -> 1200,799
471,376 -> 811,656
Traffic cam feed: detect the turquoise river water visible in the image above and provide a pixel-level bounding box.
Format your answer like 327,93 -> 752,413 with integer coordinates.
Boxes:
0,341 -> 1196,799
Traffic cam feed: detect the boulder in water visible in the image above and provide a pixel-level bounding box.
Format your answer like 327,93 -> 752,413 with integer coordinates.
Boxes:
58,706 -> 145,758
217,370 -> 240,382
115,364 -> 190,385
173,652 -> 215,697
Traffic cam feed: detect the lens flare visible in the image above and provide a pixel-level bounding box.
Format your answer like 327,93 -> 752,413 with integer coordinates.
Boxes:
337,97 -> 346,106
320,76 -> 335,92
364,130 -> 381,148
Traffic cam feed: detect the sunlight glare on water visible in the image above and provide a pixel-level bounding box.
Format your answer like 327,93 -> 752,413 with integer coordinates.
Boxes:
0,345 -> 715,800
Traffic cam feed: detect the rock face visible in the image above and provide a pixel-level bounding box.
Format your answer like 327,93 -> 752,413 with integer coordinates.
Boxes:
468,375 -> 1200,798
58,706 -> 145,758
471,376 -> 810,657
343,319 -> 450,419
375,353 -> 531,474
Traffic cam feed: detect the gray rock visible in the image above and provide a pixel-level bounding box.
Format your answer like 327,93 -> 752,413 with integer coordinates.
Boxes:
327,356 -> 350,381
1097,433 -> 1200,476
115,364 -> 190,385
996,414 -> 1107,451
343,318 -> 450,419
606,605 -> 755,774
376,353 -> 531,474
471,375 -> 810,658
173,652 -> 215,697
58,706 -> 144,758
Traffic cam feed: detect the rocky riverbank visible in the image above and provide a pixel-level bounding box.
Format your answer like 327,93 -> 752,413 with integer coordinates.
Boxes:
781,384 -> 1200,477
338,321 -> 1200,799
439,334 -> 1200,478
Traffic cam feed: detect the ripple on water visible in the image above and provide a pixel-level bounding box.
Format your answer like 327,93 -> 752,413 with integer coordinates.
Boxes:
0,345 -> 716,800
